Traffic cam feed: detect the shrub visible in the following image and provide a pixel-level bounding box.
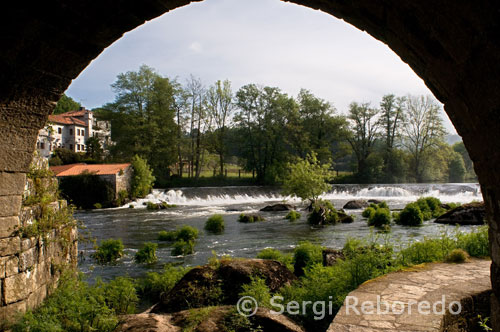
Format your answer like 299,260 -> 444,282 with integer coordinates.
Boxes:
116,190 -> 129,206
367,208 -> 391,228
293,241 -> 324,277
171,240 -> 195,256
135,242 -> 158,264
158,230 -> 177,241
146,202 -> 159,210
239,277 -> 272,308
205,214 -> 225,234
92,239 -> 124,264
238,214 -> 265,223
102,276 -> 138,314
396,203 -> 423,226
445,249 -> 469,263
176,225 -> 199,242
136,264 -> 189,303
456,226 -> 489,257
257,248 -> 293,270
362,206 -> 376,219
285,210 -> 301,221
130,155 -> 155,199
378,201 -> 389,209
12,272 -> 133,332
307,200 -> 338,225
417,197 -> 444,219
129,204 -> 134,209
93,203 -> 102,209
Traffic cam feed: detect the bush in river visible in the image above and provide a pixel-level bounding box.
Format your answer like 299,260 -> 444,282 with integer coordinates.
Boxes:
362,206 -> 376,219
205,214 -> 225,234
238,214 -> 265,223
307,200 -> 338,225
92,239 -> 124,264
135,242 -> 158,264
367,208 -> 392,228
285,210 -> 301,221
171,239 -> 195,256
395,202 -> 424,226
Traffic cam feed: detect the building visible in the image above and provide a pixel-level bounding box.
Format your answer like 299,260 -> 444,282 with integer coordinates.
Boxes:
50,163 -> 132,198
36,107 -> 112,158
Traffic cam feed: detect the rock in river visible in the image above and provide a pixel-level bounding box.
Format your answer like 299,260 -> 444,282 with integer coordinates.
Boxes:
343,200 -> 368,209
260,204 -> 295,212
434,202 -> 486,225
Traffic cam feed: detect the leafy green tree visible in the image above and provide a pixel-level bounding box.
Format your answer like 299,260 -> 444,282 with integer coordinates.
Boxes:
130,155 -> 155,198
53,94 -> 81,114
452,142 -> 475,179
282,153 -> 332,204
449,152 -> 466,182
103,65 -> 179,184
85,136 -> 103,161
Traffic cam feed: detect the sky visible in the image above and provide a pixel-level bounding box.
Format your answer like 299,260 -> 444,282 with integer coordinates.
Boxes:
66,0 -> 457,133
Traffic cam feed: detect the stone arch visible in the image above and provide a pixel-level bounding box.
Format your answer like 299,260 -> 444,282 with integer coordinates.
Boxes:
1,0 -> 500,328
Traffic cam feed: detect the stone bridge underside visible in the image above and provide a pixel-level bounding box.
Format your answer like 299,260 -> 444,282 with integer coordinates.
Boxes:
1,0 -> 500,328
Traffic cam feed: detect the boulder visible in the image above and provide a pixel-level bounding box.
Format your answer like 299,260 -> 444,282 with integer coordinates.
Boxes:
434,202 -> 486,225
322,248 -> 345,266
368,199 -> 382,204
337,211 -> 354,223
260,204 -> 295,212
152,259 -> 296,313
116,306 -> 305,332
343,200 -> 368,209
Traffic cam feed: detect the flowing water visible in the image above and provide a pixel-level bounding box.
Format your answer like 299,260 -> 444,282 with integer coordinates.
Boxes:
77,183 -> 483,282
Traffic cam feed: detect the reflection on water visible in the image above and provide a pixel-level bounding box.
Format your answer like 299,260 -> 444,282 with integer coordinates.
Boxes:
77,183 -> 483,282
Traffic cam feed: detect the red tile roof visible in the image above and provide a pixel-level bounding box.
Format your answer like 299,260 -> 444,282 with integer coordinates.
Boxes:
48,114 -> 87,126
50,163 -> 131,176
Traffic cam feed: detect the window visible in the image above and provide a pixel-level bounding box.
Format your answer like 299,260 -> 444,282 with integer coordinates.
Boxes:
69,144 -> 73,150
58,127 -> 62,134
70,129 -> 73,135
82,129 -> 85,136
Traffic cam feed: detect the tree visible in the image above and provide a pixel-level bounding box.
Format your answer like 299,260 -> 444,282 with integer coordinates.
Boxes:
53,94 -> 81,114
104,65 -> 179,184
282,153 -> 332,204
401,95 -> 447,182
449,152 -> 466,182
346,102 -> 379,182
130,155 -> 155,198
206,80 -> 234,176
452,141 -> 475,178
85,136 -> 103,161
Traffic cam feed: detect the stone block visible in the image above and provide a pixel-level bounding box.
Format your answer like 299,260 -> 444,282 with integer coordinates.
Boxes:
20,236 -> 37,251
27,284 -> 47,309
0,237 -> 20,257
0,216 -> 20,238
0,172 -> 25,196
5,256 -> 19,278
4,270 -> 36,304
0,195 -> 22,217
0,299 -> 27,324
19,246 -> 39,272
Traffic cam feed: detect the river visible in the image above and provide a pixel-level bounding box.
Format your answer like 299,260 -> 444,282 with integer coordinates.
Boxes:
76,183 -> 483,282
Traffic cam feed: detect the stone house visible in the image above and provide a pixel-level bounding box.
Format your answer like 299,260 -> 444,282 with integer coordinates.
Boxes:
36,107 -> 112,158
50,163 -> 132,198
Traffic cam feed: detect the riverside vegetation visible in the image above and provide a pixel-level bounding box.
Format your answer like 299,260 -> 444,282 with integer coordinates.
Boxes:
11,226 -> 489,332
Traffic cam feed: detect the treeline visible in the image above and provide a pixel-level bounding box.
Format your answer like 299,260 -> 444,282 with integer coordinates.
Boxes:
84,65 -> 474,186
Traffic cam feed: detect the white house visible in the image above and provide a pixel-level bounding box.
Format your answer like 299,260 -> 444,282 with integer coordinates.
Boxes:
36,107 -> 112,158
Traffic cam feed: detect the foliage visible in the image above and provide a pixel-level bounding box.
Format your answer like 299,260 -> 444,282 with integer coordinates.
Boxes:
449,152 -> 466,182
158,230 -> 178,241
85,136 -> 104,161
456,226 -> 489,257
92,239 -> 124,264
130,155 -> 155,199
395,202 -> 424,226
12,272 -> 135,332
176,225 -> 199,242
256,248 -> 293,271
59,171 -> 115,209
205,214 -> 225,234
53,94 -> 81,115
282,152 -> 332,203
293,241 -> 324,277
136,264 -> 189,303
367,207 -> 391,228
307,200 -> 338,225
171,239 -> 195,256
445,248 -> 469,263
135,242 -> 158,264
285,210 -> 301,221
362,206 -> 376,219
116,190 -> 129,206
239,276 -> 272,308
51,148 -> 81,165
238,214 -> 265,223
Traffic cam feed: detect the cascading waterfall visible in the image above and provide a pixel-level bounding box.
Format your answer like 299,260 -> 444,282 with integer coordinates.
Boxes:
125,183 -> 482,208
